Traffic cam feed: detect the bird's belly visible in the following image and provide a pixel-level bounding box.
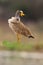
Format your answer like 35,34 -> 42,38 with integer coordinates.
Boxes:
14,27 -> 22,33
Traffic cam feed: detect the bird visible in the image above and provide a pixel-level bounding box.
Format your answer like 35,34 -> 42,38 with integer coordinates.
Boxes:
8,10 -> 34,42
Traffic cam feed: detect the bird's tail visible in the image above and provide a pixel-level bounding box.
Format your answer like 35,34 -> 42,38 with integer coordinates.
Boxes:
28,35 -> 34,38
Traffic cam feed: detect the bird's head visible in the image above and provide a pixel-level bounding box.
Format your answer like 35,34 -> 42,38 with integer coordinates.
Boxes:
8,10 -> 25,24
15,10 -> 25,17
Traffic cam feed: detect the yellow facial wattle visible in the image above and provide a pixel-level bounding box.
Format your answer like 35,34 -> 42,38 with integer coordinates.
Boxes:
20,12 -> 25,16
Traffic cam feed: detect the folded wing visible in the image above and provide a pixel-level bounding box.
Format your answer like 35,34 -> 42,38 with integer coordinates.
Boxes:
11,21 -> 32,37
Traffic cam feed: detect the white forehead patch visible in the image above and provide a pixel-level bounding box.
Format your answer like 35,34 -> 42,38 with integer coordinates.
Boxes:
20,10 -> 23,13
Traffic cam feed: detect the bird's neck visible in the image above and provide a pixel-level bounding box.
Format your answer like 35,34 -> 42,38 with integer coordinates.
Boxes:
15,11 -> 20,17
15,13 -> 20,18
15,12 -> 20,21
15,15 -> 20,18
15,16 -> 20,22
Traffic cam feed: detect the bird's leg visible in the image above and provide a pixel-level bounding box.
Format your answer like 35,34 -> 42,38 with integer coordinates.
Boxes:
16,33 -> 21,43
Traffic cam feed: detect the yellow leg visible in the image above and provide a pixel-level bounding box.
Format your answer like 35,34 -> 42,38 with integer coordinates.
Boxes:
16,33 -> 21,43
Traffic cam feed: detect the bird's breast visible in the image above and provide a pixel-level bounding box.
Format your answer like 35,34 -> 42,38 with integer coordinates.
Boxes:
8,19 -> 12,24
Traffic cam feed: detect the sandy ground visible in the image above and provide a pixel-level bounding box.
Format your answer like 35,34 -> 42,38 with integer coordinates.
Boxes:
0,51 -> 43,65
1,57 -> 43,65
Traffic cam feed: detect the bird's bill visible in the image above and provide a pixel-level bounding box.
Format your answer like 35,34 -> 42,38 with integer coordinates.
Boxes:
20,12 -> 25,16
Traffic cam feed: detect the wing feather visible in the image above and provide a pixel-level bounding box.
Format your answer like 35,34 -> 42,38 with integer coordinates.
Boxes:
11,20 -> 31,37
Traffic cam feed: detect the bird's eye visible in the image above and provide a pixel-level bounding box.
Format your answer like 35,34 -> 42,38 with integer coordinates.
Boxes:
16,18 -> 19,21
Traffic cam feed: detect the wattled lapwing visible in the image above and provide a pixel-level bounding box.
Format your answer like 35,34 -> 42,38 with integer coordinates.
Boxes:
8,10 -> 34,42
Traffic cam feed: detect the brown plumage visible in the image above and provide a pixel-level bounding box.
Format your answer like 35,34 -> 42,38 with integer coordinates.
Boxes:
11,21 -> 34,38
8,10 -> 34,42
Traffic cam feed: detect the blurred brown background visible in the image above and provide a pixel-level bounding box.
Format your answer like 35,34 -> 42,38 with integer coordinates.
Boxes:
0,0 -> 43,44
